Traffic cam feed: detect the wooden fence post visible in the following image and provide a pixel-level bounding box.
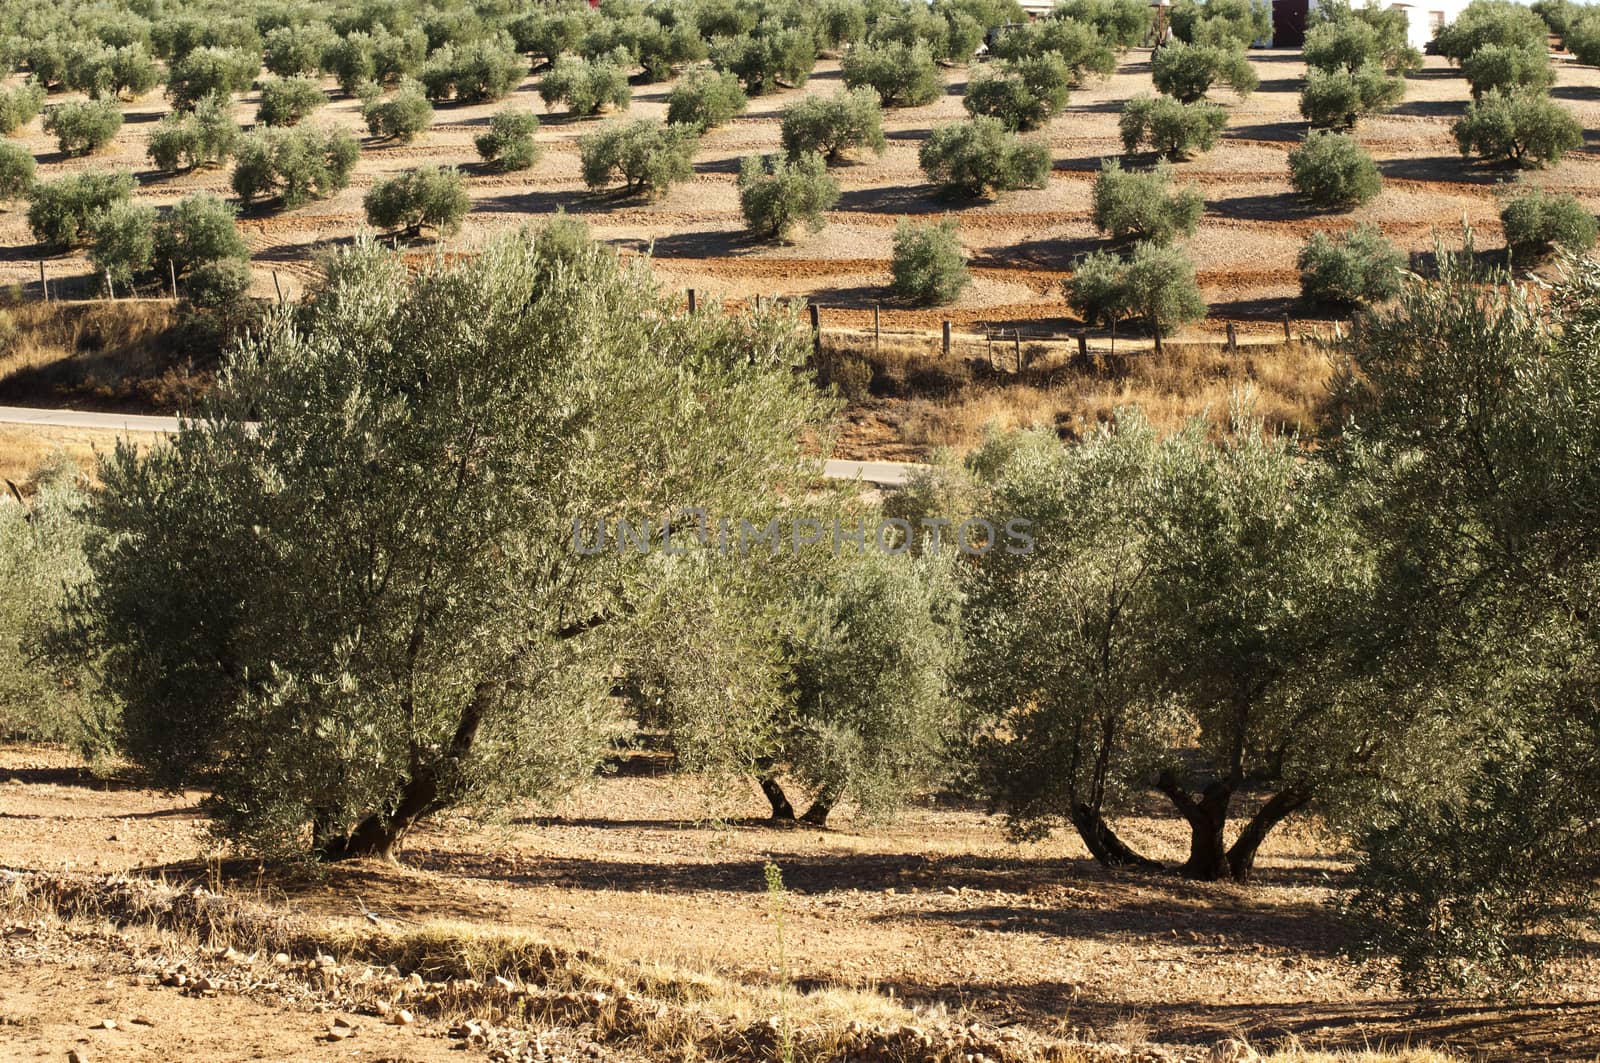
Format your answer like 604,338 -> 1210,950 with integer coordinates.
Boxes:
104,269 -> 115,300
1225,322 -> 1237,352
986,330 -> 994,367
170,259 -> 179,303
273,271 -> 285,306
38,261 -> 47,303
1077,331 -> 1088,360
873,301 -> 881,351
1013,329 -> 1022,372
809,303 -> 821,356
942,320 -> 951,357
1153,322 -> 1162,354
687,288 -> 696,313
1282,313 -> 1292,343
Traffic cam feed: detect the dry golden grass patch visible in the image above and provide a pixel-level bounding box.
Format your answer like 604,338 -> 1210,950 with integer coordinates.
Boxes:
0,424 -> 162,487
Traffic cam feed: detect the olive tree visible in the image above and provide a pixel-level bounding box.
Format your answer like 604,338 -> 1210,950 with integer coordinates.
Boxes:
42,100 -> 124,156
578,118 -> 697,197
1289,130 -> 1382,208
1119,94 -> 1228,159
539,54 -> 632,116
919,116 -> 1051,199
0,143 -> 36,206
417,37 -> 525,104
780,88 -> 886,163
166,46 -> 257,110
1303,11 -> 1421,75
147,96 -> 239,172
27,170 -> 134,250
154,191 -> 250,284
475,108 -> 542,171
1170,0 -> 1272,47
665,68 -> 748,132
1064,241 -> 1206,333
710,26 -> 818,95
1300,64 -> 1405,128
1433,0 -> 1549,62
56,229 -> 835,862
1499,186 -> 1598,261
1297,224 -> 1406,306
88,201 -> 156,287
364,166 -> 472,238
841,39 -> 943,108
987,17 -> 1117,83
231,127 -> 361,210
1453,90 -> 1582,167
362,80 -> 435,142
1053,0 -> 1151,49
892,218 -> 971,305
963,53 -> 1075,132
1462,43 -> 1555,98
1336,248 -> 1600,993
1091,159 -> 1203,244
1152,39 -> 1258,102
0,80 -> 46,136
256,76 -> 328,127
737,152 -> 840,242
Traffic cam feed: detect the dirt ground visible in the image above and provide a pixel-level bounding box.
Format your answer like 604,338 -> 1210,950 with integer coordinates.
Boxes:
3,744 -> 1598,1062
3,48 -> 1599,338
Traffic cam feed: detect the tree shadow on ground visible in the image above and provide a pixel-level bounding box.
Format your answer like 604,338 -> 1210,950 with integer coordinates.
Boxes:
1224,119 -> 1308,142
833,183 -> 948,214
1206,192 -> 1318,222
1390,98 -> 1466,118
1377,154 -> 1506,185
970,233 -> 1104,271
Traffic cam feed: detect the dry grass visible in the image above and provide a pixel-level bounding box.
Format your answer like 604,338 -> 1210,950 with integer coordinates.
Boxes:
823,334 -> 1337,459
0,424 -> 162,488
0,870 -> 1462,1063
0,299 -> 214,411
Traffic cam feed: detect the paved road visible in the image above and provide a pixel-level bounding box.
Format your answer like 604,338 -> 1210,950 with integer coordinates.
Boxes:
0,406 -> 923,487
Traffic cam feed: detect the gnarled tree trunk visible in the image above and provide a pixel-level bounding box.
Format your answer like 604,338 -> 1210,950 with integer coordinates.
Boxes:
1226,786 -> 1312,882
1070,803 -> 1161,869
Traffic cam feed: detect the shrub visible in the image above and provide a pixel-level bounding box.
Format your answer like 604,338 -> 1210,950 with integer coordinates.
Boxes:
0,81 -> 46,136
578,118 -> 697,196
475,108 -> 541,171
1532,0 -> 1580,39
987,18 -> 1118,83
891,218 -> 971,305
1296,224 -> 1405,305
231,127 -> 361,210
0,143 -> 35,205
919,116 -> 1051,199
167,46 -> 258,110
1171,0 -> 1272,48
1499,187 -> 1598,260
963,53 -> 1074,131
256,76 -> 327,127
710,27 -> 819,95
264,24 -> 332,77
88,201 -> 156,287
1091,159 -> 1204,243
1433,0 -> 1548,62
1053,0 -> 1152,49
147,96 -> 239,171
1462,43 -> 1556,98
183,257 -> 253,308
1299,64 -> 1405,127
841,40 -> 943,108
1288,130 -> 1382,208
42,100 -> 124,156
634,20 -> 708,82
1152,39 -> 1259,102
417,37 -> 525,104
780,88 -> 886,163
666,68 -> 748,131
1064,241 -> 1206,333
539,54 -> 632,116
1119,93 -> 1228,158
364,166 -> 471,238
1453,90 -> 1582,167
738,152 -> 840,241
1564,11 -> 1600,65
362,80 -> 435,142
27,171 -> 135,250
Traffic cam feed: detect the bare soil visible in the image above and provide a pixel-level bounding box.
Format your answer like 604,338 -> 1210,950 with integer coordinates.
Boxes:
3,744 -> 1598,1062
